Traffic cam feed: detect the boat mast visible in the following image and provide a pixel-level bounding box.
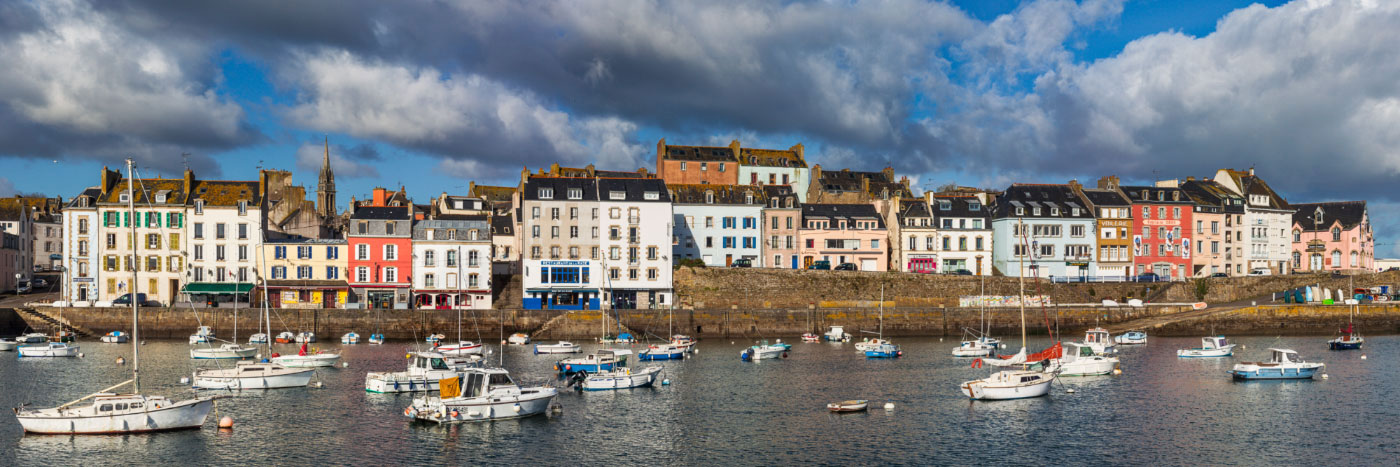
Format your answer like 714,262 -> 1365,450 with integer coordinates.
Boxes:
126,158 -> 140,394
878,283 -> 884,339
1017,218 -> 1027,352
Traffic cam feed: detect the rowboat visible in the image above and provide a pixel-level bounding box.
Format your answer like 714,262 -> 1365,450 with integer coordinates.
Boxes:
827,400 -> 868,412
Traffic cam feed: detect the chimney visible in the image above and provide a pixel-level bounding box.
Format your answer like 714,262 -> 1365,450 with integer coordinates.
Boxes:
520,167 -> 530,185
1096,175 -> 1119,190
1067,179 -> 1083,195
1154,179 -> 1179,188
585,163 -> 595,177
789,143 -> 805,163
1186,176 -> 1195,181
900,176 -> 910,191
372,187 -> 388,206
882,167 -> 895,181
1249,167 -> 1255,176
468,181 -> 476,196
183,168 -> 195,195
861,177 -> 870,195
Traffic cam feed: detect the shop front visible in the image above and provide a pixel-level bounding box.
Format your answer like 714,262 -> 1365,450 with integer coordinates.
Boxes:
262,280 -> 349,309
181,282 -> 255,307
413,290 -> 491,310
521,260 -> 602,310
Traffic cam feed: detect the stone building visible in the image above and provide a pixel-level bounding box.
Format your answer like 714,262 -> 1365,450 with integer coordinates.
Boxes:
930,194 -> 992,275
887,195 -> 937,273
761,185 -> 802,269
261,142 -> 341,239
991,184 -> 1097,280
798,203 -> 888,271
1179,179 -> 1245,277
805,165 -> 913,207
0,199 -> 32,282
655,139 -> 741,186
670,184 -> 767,267
61,188 -> 101,301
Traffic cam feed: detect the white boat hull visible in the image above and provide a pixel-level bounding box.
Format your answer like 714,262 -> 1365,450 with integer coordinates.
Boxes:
507,334 -> 530,345
0,340 -> 16,351
192,365 -> 314,390
437,342 -> 483,356
534,343 -> 582,354
190,345 -> 257,360
951,342 -> 996,357
18,344 -> 80,358
960,370 -> 1055,400
342,334 -> 360,344
1178,345 -> 1235,358
743,346 -> 785,360
365,371 -> 457,393
1052,357 -> 1119,376
100,335 -> 129,344
409,389 -> 557,423
580,367 -> 662,391
16,397 -> 214,434
271,353 -> 341,368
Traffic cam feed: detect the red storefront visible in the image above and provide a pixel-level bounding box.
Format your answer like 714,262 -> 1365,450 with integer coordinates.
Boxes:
1124,185 -> 1194,281
348,206 -> 414,308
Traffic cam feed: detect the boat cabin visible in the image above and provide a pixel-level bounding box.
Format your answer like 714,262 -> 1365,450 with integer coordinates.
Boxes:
1083,328 -> 1111,346
1061,342 -> 1096,363
1268,348 -> 1301,364
1202,336 -> 1229,350
456,368 -> 519,399
194,326 -> 213,336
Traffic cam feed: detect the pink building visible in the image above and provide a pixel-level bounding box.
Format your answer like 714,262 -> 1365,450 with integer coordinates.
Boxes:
798,204 -> 888,271
1291,201 -> 1373,273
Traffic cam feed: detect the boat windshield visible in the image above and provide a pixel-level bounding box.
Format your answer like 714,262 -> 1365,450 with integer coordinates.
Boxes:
430,358 -> 448,370
488,373 -> 514,387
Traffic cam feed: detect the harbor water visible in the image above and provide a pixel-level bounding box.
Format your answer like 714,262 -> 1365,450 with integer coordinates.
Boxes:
1,336 -> 1396,464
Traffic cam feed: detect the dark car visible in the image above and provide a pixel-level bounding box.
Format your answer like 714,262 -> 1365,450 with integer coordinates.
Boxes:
950,269 -> 973,276
113,293 -> 158,307
1136,272 -> 1161,282
807,260 -> 831,270
32,278 -> 48,288
1210,273 -> 1228,278
834,263 -> 858,271
731,258 -> 753,268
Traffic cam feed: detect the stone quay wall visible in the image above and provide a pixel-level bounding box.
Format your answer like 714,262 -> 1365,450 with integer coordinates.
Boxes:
1146,304 -> 1400,337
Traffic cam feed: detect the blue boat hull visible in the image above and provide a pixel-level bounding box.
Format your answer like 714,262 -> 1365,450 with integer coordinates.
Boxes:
638,352 -> 683,361
865,350 -> 901,358
1328,340 -> 1363,350
1230,366 -> 1321,380
557,362 -> 614,374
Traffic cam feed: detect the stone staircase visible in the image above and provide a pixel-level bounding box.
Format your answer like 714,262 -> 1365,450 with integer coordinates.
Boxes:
15,307 -> 96,338
492,274 -> 522,309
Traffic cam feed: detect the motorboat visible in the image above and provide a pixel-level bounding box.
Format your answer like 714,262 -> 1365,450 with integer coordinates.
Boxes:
15,391 -> 214,434
959,368 -> 1056,400
864,342 -> 902,359
341,332 -> 360,344
507,333 -> 531,345
827,400 -> 868,412
368,333 -> 386,345
294,332 -> 317,344
771,339 -> 793,351
823,326 -> 850,342
573,366 -> 663,391
436,340 -> 483,356
1081,327 -> 1116,354
854,338 -> 892,352
365,352 -> 482,394
556,349 -> 629,374
189,343 -> 258,360
426,334 -> 446,344
534,341 -> 583,354
406,368 -> 557,423
638,343 -> 685,360
101,331 -> 130,343
801,333 -> 820,343
951,337 -> 998,357
671,335 -> 696,352
0,338 -> 16,351
1114,330 -> 1148,345
1229,348 -> 1325,380
1328,323 -> 1363,350
271,344 -> 342,368
1178,336 -> 1235,358
248,333 -> 269,344
275,332 -> 295,344
603,332 -> 636,344
17,333 -> 48,344
18,342 -> 80,358
188,326 -> 215,344
740,342 -> 787,361
192,361 -> 315,390
1049,342 -> 1120,376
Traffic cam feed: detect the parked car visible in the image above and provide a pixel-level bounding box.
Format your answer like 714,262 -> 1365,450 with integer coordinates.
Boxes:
834,263 -> 858,271
113,293 -> 159,307
808,260 -> 831,270
950,269 -> 973,276
16,280 -> 31,294
1248,268 -> 1271,277
1210,273 -> 1228,278
731,258 -> 753,268
1135,272 -> 1161,283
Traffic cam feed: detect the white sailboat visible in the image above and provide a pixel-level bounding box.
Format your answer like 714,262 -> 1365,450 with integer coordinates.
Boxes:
190,292 -> 256,359
14,159 -> 216,434
952,274 -> 1001,357
435,307 -> 483,356
959,219 -> 1055,400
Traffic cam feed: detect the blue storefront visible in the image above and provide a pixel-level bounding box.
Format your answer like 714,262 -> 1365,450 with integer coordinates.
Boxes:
522,260 -> 601,310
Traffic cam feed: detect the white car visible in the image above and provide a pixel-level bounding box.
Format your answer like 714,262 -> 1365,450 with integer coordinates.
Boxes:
1248,269 -> 1271,276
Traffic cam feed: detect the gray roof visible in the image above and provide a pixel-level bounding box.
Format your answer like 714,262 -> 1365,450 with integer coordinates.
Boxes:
350,206 -> 411,220
801,203 -> 886,228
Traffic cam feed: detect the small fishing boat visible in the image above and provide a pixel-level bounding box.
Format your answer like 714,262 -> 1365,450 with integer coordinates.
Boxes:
0,338 -> 16,351
1050,342 -> 1119,376
1178,336 -> 1235,358
188,326 -> 215,344
271,343 -> 342,368
854,338 -> 891,352
556,349 -> 628,374
827,400 -> 868,412
274,331 -> 295,344
17,333 -> 48,344
507,333 -> 530,345
368,333 -> 386,345
436,340 -> 483,356
638,343 -> 685,360
960,368 -> 1055,400
18,342 -> 80,358
771,339 -> 792,351
1081,327 -> 1116,354
189,343 -> 258,360
192,361 -> 314,390
365,351 -> 482,394
1114,330 -> 1147,345
609,332 -> 636,344
951,337 -> 998,357
100,331 -> 129,343
740,342 -> 787,361
864,342 -> 902,358
801,333 -> 820,343
1328,306 -> 1364,350
341,332 -> 360,344
426,333 -> 445,344
573,366 -> 664,391
247,333 -> 269,344
1229,348 -> 1324,380
823,326 -> 850,342
405,368 -> 557,423
534,341 -> 582,354
294,332 -> 317,344
670,335 -> 696,352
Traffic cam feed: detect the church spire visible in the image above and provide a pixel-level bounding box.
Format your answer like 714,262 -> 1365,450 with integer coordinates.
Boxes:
316,136 -> 337,218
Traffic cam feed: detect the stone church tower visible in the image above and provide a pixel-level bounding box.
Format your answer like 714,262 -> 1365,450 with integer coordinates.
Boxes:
316,137 -> 336,218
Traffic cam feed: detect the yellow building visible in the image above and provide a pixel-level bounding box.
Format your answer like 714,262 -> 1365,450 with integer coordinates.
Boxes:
259,237 -> 349,309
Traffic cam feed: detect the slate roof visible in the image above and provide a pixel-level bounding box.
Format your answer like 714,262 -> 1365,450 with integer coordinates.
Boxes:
992,184 -> 1094,220
189,180 -> 261,206
801,203 -> 886,228
522,178 -> 598,201
668,184 -> 766,205
661,145 -> 738,162
896,199 -> 933,222
99,179 -> 188,206
1180,180 -> 1246,214
1220,169 -> 1290,210
815,168 -> 913,198
739,147 -> 806,168
596,178 -> 670,203
66,188 -> 101,209
762,185 -> 800,208
350,206 -> 411,220
1078,188 -> 1131,208
490,213 -> 513,236
1121,185 -> 1192,205
931,195 -> 990,220
470,185 -> 516,203
1292,201 -> 1367,232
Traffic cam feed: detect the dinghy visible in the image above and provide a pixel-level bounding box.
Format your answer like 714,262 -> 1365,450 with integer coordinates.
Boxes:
827,400 -> 869,413
1177,336 -> 1235,358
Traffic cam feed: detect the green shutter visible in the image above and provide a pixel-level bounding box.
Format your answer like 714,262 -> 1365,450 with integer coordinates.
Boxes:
123,212 -> 129,227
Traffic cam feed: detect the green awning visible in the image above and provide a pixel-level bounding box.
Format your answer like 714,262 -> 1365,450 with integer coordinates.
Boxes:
181,282 -> 255,294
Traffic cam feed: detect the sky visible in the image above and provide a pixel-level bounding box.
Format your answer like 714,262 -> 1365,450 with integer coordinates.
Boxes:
4,0 -> 1400,254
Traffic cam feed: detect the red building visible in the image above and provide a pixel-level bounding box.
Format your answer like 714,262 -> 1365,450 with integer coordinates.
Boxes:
1123,185 -> 1194,281
348,203 -> 414,309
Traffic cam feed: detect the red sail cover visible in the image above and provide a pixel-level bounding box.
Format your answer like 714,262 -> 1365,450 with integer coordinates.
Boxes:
996,342 -> 1062,361
1341,323 -> 1354,335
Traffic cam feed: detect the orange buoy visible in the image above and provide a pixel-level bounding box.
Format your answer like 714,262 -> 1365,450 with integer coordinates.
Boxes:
218,416 -> 234,429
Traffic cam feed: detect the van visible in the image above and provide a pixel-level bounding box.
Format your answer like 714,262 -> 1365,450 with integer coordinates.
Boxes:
808,260 -> 831,270
16,280 -> 31,294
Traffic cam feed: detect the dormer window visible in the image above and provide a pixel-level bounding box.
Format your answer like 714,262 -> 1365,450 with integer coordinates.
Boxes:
1032,207 -> 1041,216
237,200 -> 247,216
1141,190 -> 1148,200
609,191 -> 625,200
1172,191 -> 1180,202
538,188 -> 554,199
155,192 -> 167,203
194,199 -> 204,215
644,191 -> 659,201
969,202 -> 980,211
938,200 -> 951,210
1050,207 -> 1060,216
745,193 -> 753,204
567,188 -> 583,200
1015,207 -> 1024,216
1072,208 -> 1080,217
119,193 -> 129,203
705,191 -> 714,204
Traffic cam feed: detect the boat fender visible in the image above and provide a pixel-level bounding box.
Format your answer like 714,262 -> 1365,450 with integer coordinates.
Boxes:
971,358 -> 984,369
404,407 -> 413,417
394,381 -> 400,390
781,352 -> 789,359
512,404 -> 521,413
450,410 -> 459,418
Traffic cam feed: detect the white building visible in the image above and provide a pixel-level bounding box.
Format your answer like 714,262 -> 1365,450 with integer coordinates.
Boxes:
736,144 -> 811,203
888,196 -> 937,273
671,184 -> 766,267
1213,169 -> 1294,275
61,188 -> 101,302
597,178 -> 673,309
520,177 -> 604,310
412,216 -> 493,310
184,180 -> 262,302
931,194 -> 993,275
0,200 -> 33,282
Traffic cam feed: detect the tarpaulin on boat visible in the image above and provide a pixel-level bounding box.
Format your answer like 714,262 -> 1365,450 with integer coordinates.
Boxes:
985,342 -> 1063,367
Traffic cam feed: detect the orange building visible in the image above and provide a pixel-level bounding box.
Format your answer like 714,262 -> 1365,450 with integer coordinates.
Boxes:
655,139 -> 740,186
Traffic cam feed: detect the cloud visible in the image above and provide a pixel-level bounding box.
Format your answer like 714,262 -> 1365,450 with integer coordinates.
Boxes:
0,177 -> 13,197
283,50 -> 649,172
294,140 -> 380,178
0,0 -> 259,174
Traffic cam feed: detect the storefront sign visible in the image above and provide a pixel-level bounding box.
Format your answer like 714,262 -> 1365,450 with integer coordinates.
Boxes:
541,260 -> 590,266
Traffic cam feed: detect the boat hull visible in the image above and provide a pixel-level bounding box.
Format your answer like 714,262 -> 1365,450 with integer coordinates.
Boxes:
960,371 -> 1055,400
192,367 -> 314,390
1177,345 -> 1235,358
189,347 -> 258,359
1328,339 -> 1363,350
16,397 -> 214,435
18,344 -> 80,358
638,348 -> 684,360
740,347 -> 785,361
436,343 -> 483,356
409,390 -> 557,423
271,354 -> 341,368
533,344 -> 582,354
1229,364 -> 1323,380
1053,357 -> 1119,376
365,372 -> 454,393
556,362 -> 614,374
0,340 -> 17,351
580,367 -> 661,391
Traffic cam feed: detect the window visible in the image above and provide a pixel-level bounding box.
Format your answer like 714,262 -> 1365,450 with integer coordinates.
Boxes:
532,225 -> 540,238
193,199 -> 203,214
194,223 -> 204,239
1070,225 -> 1085,237
567,188 -> 582,200
238,245 -> 248,261
570,226 -> 579,238
147,256 -> 160,271
1157,207 -> 1166,219
975,237 -> 984,250
680,162 -> 687,171
146,233 -> 159,249
469,273 -> 479,288
327,266 -> 339,279
356,267 -> 368,282
194,245 -> 205,261
569,246 -> 580,259
214,223 -> 226,239
216,245 -> 226,261
297,246 -> 311,259
386,222 -> 396,235
424,273 -> 435,288
356,244 -> 369,260
424,250 -> 436,267
384,267 -> 398,283
872,239 -> 880,249
1173,207 -> 1181,219
647,247 -> 658,260
701,162 -> 708,171
238,223 -> 248,240
1331,250 -> 1341,267
705,217 -> 714,228
468,250 -> 479,266
384,244 -> 397,260
1332,227 -> 1342,242
78,218 -> 88,234
531,207 -> 540,219
648,268 -> 658,280
297,266 -> 312,279
1351,251 -> 1358,268
538,188 -> 554,199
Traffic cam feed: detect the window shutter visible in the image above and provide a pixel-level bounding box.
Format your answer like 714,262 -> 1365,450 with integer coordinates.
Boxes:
123,212 -> 129,227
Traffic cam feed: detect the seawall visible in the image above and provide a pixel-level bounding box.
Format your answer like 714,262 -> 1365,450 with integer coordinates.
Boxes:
1144,304 -> 1400,337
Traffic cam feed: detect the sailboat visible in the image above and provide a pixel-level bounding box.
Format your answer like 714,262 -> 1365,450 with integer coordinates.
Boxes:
1328,300 -> 1364,350
959,219 -> 1056,400
14,159 -> 216,434
368,306 -> 385,344
190,290 -> 257,359
191,226 -> 315,390
640,306 -> 685,361
864,285 -> 901,358
853,286 -> 893,352
952,274 -> 1000,357
436,307 -> 482,356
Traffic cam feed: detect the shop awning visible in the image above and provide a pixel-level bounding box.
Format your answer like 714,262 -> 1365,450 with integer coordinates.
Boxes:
181,282 -> 255,294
